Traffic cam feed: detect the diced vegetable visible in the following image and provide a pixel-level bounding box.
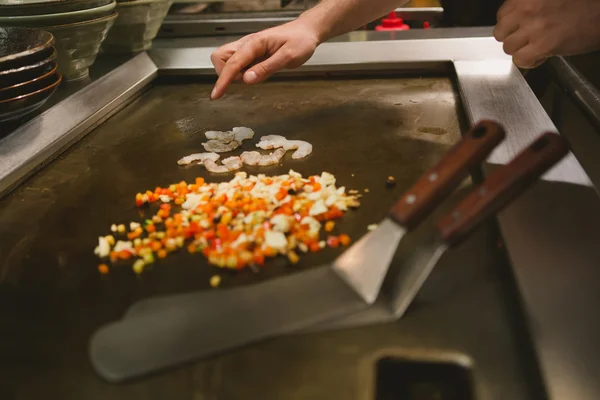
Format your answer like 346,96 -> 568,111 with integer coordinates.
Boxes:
98,264 -> 109,275
326,236 -> 340,248
339,234 -> 351,246
210,275 -> 221,288
325,221 -> 335,232
288,251 -> 300,264
386,176 -> 396,188
133,259 -> 145,275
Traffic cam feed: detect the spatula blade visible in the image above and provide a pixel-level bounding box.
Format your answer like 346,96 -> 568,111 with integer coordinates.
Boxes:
332,218 -> 406,304
90,266 -> 369,383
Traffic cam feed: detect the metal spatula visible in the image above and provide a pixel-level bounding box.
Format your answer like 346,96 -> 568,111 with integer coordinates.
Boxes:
90,120 -> 506,382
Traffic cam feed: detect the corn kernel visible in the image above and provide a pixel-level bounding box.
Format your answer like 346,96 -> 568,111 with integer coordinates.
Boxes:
288,251 -> 299,264
133,259 -> 145,274
209,275 -> 221,288
325,221 -> 335,232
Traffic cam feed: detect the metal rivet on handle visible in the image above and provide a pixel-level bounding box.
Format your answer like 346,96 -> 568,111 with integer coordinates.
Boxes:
428,173 -> 438,182
472,125 -> 486,138
405,194 -> 416,204
452,210 -> 461,221
478,187 -> 488,196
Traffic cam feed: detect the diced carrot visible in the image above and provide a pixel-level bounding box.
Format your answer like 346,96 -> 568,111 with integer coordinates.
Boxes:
325,221 -> 335,232
327,236 -> 340,248
339,234 -> 351,246
309,242 -> 321,252
127,229 -> 142,240
98,264 -> 109,275
254,250 -> 265,265
275,188 -> 287,201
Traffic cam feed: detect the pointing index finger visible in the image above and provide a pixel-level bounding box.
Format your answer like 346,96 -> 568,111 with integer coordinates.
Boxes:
211,37 -> 268,99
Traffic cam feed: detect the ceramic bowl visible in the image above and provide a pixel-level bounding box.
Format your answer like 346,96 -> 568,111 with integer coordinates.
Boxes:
0,71 -> 62,122
43,12 -> 118,81
0,0 -> 113,17
0,60 -> 58,100
0,1 -> 116,27
102,0 -> 172,53
0,27 -> 54,70
0,48 -> 56,88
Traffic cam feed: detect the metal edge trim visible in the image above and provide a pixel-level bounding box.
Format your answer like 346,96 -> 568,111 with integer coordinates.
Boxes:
453,59 -> 592,187
0,52 -> 158,199
149,35 -> 510,74
546,56 -> 600,133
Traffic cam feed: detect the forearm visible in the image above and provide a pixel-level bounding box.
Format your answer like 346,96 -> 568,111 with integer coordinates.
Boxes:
298,0 -> 410,43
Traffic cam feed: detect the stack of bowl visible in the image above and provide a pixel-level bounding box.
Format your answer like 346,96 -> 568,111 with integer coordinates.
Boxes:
102,0 -> 173,53
0,28 -> 62,122
0,0 -> 118,81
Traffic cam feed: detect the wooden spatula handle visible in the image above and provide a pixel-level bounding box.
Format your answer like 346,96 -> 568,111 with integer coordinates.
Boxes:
437,132 -> 569,245
390,120 -> 505,230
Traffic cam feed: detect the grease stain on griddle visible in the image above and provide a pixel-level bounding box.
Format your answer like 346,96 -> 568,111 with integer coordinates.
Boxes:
175,116 -> 204,137
385,119 -> 404,128
418,127 -> 447,136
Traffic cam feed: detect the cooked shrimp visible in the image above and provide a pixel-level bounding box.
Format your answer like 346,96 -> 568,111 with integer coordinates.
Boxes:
205,130 -> 235,142
240,151 -> 262,166
205,127 -> 253,145
241,149 -> 286,166
256,135 -> 287,150
222,156 -> 243,171
203,156 -> 243,174
202,139 -> 241,153
177,152 -> 220,166
284,140 -> 313,159
203,160 -> 230,173
256,135 -> 312,159
232,126 -> 254,142
258,148 -> 286,166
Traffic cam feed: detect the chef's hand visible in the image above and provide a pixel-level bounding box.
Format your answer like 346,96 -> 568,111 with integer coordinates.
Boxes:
210,20 -> 319,99
494,0 -> 600,68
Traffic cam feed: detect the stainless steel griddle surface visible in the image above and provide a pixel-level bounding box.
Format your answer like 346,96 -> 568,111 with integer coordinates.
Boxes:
0,76 -> 462,292
0,77 -> 540,399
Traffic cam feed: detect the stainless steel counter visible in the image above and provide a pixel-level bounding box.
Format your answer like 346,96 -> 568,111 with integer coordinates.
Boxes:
1,28 -> 599,400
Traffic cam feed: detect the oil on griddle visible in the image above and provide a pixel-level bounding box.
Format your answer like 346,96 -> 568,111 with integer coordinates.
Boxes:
0,76 -> 462,305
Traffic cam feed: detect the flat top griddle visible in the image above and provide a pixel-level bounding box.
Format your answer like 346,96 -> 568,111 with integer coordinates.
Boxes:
0,76 -> 544,400
0,75 -> 461,294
